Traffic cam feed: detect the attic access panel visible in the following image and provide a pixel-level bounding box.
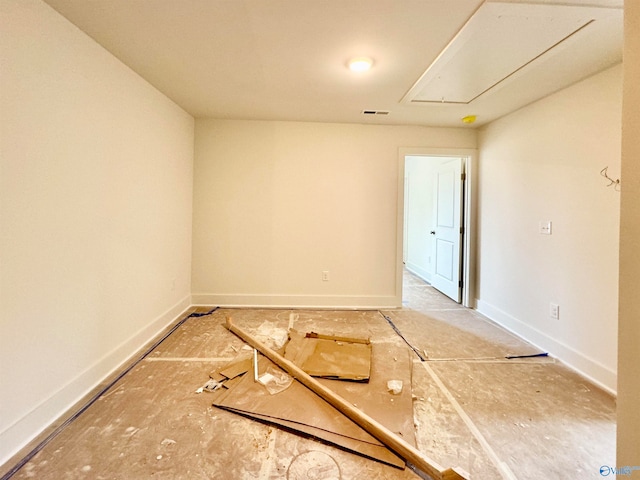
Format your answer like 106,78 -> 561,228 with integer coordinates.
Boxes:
402,1 -> 619,105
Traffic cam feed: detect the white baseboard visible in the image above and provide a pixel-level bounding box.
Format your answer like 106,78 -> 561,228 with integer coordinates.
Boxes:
191,293 -> 400,310
0,295 -> 192,466
406,262 -> 432,283
476,299 -> 617,395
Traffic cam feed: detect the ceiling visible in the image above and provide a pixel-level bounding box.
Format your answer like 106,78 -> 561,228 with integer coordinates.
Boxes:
43,0 -> 623,128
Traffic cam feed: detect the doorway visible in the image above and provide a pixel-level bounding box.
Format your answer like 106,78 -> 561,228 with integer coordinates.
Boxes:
396,148 -> 477,308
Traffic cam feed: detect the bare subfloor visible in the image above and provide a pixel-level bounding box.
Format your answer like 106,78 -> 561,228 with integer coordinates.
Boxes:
1,271 -> 615,479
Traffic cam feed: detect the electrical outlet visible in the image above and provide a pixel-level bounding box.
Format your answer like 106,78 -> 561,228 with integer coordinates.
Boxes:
540,221 -> 552,235
322,270 -> 330,281
550,303 -> 560,320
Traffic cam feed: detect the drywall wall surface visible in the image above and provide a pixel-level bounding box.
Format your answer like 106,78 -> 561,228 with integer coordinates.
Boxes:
192,119 -> 475,308
404,157 -> 435,282
617,1 -> 640,467
0,0 -> 194,464
476,64 -> 622,392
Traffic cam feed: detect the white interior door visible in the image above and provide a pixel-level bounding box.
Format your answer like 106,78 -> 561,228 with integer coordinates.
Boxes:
431,158 -> 464,302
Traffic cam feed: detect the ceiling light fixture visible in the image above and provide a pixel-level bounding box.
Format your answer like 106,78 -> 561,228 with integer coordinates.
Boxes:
348,57 -> 374,72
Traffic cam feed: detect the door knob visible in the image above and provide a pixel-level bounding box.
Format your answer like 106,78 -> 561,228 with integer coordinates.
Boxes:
430,231 -> 436,235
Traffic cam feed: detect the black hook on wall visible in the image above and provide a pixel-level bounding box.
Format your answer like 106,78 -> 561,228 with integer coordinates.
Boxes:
600,166 -> 621,191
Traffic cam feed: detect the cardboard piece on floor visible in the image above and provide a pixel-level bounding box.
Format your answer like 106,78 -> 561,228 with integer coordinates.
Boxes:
286,330 -> 371,382
209,371 -> 226,382
217,356 -> 252,380
220,375 -> 244,391
211,355 -> 405,468
211,337 -> 415,468
225,408 -> 405,468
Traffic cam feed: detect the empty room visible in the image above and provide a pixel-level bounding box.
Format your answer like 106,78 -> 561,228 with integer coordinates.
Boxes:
1,1 -> 639,479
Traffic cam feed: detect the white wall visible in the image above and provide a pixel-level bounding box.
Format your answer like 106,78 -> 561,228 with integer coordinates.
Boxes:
405,157 -> 436,282
617,0 -> 640,466
476,64 -> 622,393
192,119 -> 476,308
0,0 -> 194,463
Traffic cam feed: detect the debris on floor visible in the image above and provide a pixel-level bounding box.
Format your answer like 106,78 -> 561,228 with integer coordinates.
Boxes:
205,316 -> 469,480
254,321 -> 289,350
387,380 -> 403,395
286,329 -> 372,382
256,365 -> 293,394
209,329 -> 411,469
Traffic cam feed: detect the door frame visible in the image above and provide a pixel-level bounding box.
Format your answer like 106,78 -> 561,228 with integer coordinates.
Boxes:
396,147 -> 477,308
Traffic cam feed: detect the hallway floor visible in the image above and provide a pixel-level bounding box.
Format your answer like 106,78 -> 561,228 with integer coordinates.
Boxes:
1,271 -> 615,479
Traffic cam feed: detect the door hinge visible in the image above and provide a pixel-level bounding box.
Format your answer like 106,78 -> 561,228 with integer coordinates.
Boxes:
459,280 -> 464,288
461,173 -> 466,181
460,226 -> 465,235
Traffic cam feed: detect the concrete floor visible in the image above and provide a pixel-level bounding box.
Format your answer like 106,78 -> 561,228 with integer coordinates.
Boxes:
0,271 -> 616,479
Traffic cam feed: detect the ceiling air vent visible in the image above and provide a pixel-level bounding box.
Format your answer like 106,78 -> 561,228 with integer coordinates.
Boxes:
362,110 -> 390,115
